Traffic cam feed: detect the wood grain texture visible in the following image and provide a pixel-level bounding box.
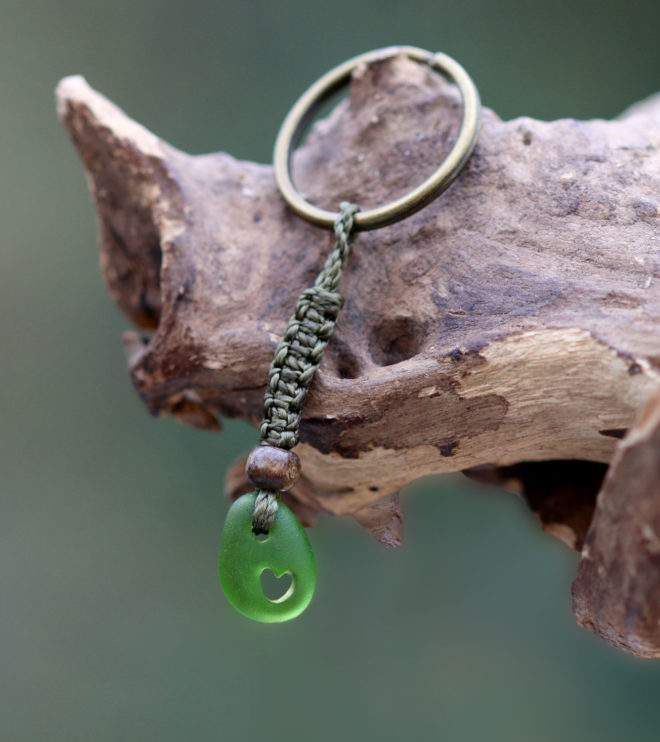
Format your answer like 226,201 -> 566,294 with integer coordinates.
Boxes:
57,52 -> 660,655
572,390 -> 660,657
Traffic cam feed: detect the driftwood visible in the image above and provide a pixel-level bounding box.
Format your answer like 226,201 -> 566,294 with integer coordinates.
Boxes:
56,52 -> 660,657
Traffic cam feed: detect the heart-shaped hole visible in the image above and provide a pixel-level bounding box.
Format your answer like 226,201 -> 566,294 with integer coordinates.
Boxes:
260,569 -> 294,603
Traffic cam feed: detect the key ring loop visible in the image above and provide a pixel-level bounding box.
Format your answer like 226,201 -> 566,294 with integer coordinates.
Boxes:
273,46 -> 481,231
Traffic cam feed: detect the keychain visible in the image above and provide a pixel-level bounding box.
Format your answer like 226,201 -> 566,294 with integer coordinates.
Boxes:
219,46 -> 481,622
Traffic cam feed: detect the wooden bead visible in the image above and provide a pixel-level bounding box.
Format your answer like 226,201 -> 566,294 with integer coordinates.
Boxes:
246,446 -> 301,492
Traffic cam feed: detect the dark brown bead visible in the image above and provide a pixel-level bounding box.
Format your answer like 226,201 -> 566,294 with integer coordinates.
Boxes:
246,446 -> 301,492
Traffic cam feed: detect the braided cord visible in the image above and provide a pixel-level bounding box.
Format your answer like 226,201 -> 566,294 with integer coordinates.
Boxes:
252,202 -> 359,531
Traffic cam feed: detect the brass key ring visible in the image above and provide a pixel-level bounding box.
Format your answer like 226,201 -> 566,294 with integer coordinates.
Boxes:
273,45 -> 481,231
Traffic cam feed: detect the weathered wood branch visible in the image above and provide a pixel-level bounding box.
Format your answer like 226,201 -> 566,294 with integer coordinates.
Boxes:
56,52 -> 660,656
572,390 -> 660,657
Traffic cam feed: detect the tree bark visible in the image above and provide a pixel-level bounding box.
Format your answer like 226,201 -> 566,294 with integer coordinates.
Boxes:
56,51 -> 660,656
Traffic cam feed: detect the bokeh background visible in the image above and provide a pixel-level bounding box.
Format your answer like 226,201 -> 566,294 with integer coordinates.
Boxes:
3,1 -> 660,740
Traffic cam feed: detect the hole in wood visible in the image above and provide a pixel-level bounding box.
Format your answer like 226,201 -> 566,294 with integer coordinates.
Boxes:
369,316 -> 425,366
332,342 -> 362,379
260,569 -> 294,602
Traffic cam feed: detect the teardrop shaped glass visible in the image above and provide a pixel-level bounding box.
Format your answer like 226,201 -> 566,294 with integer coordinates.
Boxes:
219,493 -> 316,622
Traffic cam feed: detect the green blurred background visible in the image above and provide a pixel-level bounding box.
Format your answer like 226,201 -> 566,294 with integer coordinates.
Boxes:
3,1 -> 660,740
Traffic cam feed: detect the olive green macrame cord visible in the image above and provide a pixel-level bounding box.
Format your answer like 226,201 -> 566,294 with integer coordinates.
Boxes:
252,202 -> 359,533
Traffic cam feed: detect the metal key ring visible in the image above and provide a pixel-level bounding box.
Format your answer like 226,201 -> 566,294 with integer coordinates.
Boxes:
273,46 -> 481,231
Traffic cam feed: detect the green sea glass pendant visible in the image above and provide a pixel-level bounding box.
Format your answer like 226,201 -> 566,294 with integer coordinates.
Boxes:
219,493 -> 316,623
